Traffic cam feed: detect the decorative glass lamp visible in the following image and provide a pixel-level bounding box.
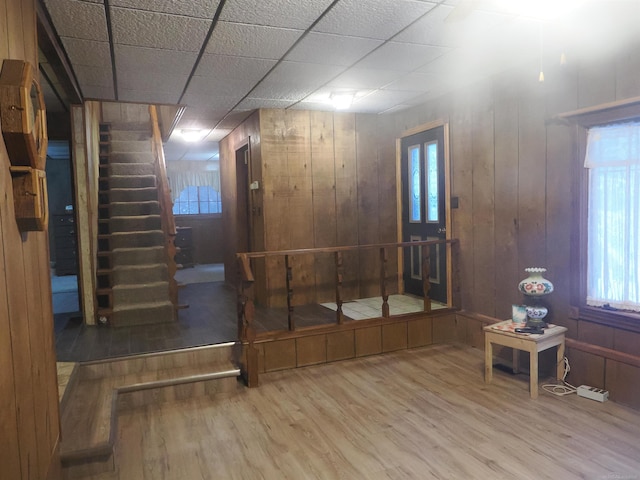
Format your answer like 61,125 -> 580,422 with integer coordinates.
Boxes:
518,268 -> 554,328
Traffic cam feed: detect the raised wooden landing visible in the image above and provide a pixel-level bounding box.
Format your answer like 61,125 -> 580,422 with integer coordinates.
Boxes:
60,342 -> 242,478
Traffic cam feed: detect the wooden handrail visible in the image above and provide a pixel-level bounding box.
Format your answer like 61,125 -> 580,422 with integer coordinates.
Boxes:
240,238 -> 459,258
148,105 -> 178,313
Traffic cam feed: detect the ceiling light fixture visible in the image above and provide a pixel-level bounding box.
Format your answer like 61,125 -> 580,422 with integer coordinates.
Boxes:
330,92 -> 354,110
180,129 -> 207,143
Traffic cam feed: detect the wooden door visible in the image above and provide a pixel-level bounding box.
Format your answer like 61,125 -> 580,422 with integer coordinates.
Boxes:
400,126 -> 447,303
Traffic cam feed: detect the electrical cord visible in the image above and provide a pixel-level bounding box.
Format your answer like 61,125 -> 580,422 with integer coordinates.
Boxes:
542,357 -> 577,396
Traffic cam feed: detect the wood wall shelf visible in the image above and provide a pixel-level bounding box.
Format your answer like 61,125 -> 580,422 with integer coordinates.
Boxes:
10,166 -> 49,232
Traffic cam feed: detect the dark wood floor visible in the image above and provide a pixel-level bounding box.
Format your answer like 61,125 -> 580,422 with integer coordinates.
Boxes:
54,281 -> 339,362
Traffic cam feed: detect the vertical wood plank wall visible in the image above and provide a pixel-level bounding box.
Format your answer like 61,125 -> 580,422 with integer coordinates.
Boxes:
221,109 -> 395,307
377,43 -> 640,408
0,0 -> 62,478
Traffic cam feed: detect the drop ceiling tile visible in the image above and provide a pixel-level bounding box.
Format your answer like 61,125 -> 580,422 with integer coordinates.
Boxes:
195,55 -> 277,84
114,45 -> 198,75
351,89 -> 420,112
262,61 -> 343,88
381,72 -> 441,92
355,42 -> 449,72
110,0 -> 220,18
44,0 -> 108,41
118,89 -> 178,104
61,37 -> 111,67
313,0 -> 436,40
205,22 -> 303,59
397,6 -> 509,48
285,32 -> 383,66
183,75 -> 251,103
236,98 -> 295,110
247,82 -> 317,102
82,85 -> 115,100
118,70 -> 187,95
328,67 -> 402,90
74,65 -> 113,88
220,0 -> 335,29
111,7 -> 211,51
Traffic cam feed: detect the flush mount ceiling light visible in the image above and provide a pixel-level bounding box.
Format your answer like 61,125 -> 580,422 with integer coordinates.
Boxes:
330,92 -> 355,110
180,129 -> 207,143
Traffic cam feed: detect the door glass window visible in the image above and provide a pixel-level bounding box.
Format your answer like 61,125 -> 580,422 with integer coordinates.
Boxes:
425,141 -> 439,223
408,145 -> 421,223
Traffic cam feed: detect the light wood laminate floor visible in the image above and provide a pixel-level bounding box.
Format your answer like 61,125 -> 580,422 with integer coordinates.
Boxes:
80,344 -> 640,479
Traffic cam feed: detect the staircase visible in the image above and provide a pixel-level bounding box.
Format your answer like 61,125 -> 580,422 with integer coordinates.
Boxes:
59,343 -> 242,478
96,120 -> 176,327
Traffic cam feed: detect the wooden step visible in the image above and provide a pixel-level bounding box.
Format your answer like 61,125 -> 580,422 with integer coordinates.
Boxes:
60,344 -> 241,478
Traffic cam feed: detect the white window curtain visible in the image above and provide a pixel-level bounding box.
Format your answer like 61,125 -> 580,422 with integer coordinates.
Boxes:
584,122 -> 640,312
166,161 -> 220,202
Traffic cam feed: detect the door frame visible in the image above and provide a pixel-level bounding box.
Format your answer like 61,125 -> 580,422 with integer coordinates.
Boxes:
396,120 -> 452,305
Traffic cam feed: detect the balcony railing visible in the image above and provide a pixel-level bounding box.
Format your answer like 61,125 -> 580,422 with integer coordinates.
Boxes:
236,238 -> 460,386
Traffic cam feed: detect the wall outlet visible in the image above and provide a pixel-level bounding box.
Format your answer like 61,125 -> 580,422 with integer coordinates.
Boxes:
577,385 -> 609,402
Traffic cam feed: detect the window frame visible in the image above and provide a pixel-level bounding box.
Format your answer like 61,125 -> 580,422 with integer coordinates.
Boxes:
564,98 -> 640,332
172,185 -> 222,216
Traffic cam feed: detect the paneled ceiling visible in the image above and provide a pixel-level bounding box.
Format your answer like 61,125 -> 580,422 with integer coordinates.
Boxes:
38,0 -> 640,156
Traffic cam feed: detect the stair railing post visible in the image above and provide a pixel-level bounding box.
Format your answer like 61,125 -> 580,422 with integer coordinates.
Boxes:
285,255 -> 295,331
422,244 -> 432,313
380,247 -> 390,317
237,254 -> 259,387
334,251 -> 344,324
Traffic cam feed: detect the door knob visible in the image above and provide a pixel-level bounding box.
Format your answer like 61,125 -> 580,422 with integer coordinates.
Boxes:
437,227 -> 446,234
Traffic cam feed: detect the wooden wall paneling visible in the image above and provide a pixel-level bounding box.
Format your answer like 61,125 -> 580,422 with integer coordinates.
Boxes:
5,0 -> 25,58
577,57 -> 616,108
492,78 -> 521,319
326,330 -> 355,361
0,158 -> 22,480
285,111 -> 315,304
613,329 -> 640,357
21,0 -> 37,67
174,216 -> 224,264
355,326 -> 382,357
544,64 -> 578,328
470,80 -> 496,317
382,322 -> 407,352
296,335 -> 327,367
450,92 -> 474,311
605,361 -> 640,410
517,75 -> 548,271
333,113 -> 359,300
432,314 -> 456,344
355,114 -> 380,298
0,0 -> 8,58
310,111 -> 337,303
577,321 -> 614,349
407,317 -> 432,348
263,339 -> 296,372
615,44 -> 640,99
3,169 -> 39,479
565,347 -> 605,389
22,233 -> 52,479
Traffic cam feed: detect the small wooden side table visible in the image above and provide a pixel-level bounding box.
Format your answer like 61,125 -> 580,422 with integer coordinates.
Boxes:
484,320 -> 568,399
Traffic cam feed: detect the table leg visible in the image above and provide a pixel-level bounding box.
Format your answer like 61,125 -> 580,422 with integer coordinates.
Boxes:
485,336 -> 493,384
512,348 -> 520,374
530,349 -> 538,399
557,340 -> 565,381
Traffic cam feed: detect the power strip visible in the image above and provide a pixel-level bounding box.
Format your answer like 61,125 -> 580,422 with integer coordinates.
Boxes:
577,385 -> 609,402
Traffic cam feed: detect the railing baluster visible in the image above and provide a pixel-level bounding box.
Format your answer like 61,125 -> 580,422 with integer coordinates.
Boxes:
422,246 -> 432,313
237,254 -> 258,387
380,247 -> 389,317
285,255 -> 295,331
335,251 -> 344,324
